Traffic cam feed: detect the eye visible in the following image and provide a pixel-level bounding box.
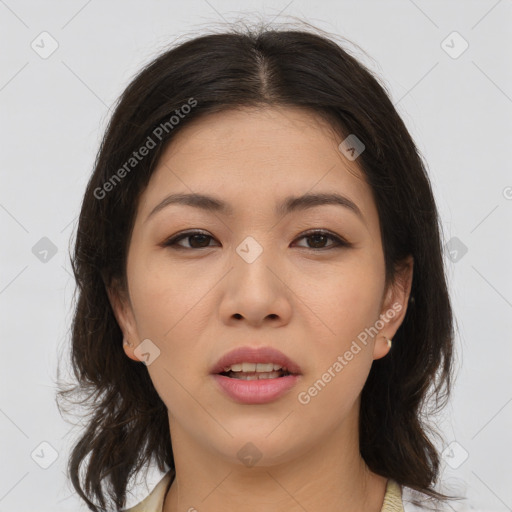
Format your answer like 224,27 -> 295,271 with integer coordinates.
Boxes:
163,230 -> 218,249
293,229 -> 351,250
163,229 -> 351,251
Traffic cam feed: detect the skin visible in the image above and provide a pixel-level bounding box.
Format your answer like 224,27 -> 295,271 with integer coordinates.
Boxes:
107,106 -> 413,512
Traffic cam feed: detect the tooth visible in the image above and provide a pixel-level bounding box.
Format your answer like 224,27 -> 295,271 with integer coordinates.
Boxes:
258,371 -> 281,379
231,371 -> 283,380
256,363 -> 274,372
223,362 -> 288,373
242,362 -> 256,372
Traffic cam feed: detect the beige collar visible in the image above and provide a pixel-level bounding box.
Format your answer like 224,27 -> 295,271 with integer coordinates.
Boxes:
125,473 -> 404,512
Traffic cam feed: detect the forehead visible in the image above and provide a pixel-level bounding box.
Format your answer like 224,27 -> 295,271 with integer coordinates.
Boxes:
136,106 -> 376,225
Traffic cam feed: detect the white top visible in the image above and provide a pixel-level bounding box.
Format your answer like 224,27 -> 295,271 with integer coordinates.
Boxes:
122,472 -> 462,512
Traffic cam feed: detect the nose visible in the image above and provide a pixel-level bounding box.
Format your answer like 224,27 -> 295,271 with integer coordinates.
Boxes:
218,242 -> 292,328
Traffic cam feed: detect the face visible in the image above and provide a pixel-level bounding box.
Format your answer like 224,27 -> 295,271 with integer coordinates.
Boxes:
109,106 -> 412,468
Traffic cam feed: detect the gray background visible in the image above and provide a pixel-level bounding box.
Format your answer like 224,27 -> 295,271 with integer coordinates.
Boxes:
1,1 -> 511,511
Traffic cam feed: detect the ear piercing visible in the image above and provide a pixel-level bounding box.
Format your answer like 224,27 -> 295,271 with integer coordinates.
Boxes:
123,338 -> 133,347
383,335 -> 392,349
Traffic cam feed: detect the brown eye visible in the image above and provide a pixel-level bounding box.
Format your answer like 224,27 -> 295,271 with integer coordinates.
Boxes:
293,230 -> 350,250
164,231 -> 217,249
163,229 -> 351,251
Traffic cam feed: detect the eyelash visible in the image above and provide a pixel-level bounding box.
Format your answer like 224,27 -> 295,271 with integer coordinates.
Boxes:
163,229 -> 352,251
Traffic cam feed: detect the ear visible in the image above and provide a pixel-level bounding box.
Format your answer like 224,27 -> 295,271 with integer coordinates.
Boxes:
373,255 -> 414,360
105,278 -> 141,362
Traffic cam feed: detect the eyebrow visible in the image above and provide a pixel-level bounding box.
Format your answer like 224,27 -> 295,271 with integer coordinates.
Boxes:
144,192 -> 364,223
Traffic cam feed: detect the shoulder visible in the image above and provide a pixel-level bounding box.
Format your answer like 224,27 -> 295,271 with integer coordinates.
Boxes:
123,472 -> 172,512
401,485 -> 435,512
401,485 -> 468,512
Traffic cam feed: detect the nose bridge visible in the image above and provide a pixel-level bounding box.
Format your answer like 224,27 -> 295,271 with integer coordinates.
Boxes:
220,232 -> 290,324
235,234 -> 267,266
232,233 -> 277,290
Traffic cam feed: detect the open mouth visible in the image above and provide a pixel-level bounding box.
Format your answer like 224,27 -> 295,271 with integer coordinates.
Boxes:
219,369 -> 292,380
212,360 -> 301,403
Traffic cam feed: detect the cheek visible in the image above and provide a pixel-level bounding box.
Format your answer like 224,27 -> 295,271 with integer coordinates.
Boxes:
128,252 -> 212,340
128,265 -> 211,415
303,255 -> 385,345
295,265 -> 382,420
127,254 -> 218,401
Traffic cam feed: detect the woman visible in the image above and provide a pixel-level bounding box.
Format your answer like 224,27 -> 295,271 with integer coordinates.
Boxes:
58,23 -> 461,512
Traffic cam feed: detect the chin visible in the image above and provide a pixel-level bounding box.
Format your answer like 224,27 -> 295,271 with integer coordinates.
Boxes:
205,428 -> 313,469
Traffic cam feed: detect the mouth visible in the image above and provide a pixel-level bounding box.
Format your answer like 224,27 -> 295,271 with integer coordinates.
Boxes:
210,346 -> 302,404
210,345 -> 302,377
218,363 -> 294,380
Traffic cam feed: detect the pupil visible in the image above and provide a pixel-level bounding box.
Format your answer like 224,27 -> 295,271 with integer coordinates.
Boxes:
190,234 -> 209,248
309,234 -> 326,248
189,234 -> 328,249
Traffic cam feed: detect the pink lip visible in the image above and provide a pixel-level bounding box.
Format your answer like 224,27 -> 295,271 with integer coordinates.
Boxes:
212,374 -> 301,404
210,346 -> 302,375
210,346 -> 302,405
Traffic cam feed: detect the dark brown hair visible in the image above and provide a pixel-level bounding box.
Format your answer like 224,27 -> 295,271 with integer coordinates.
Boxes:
57,21 -> 459,511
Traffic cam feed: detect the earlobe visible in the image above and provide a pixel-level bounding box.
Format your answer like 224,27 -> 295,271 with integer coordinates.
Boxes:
383,255 -> 413,323
373,255 -> 413,360
373,334 -> 393,360
105,281 -> 141,362
122,337 -> 141,363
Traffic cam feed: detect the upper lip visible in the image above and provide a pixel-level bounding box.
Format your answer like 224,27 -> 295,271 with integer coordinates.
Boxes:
211,346 -> 302,375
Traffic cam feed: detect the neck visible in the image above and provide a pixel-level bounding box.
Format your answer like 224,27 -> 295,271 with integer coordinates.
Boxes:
163,410 -> 387,512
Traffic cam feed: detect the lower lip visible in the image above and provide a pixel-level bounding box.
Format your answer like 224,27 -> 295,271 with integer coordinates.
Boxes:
212,374 -> 300,404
